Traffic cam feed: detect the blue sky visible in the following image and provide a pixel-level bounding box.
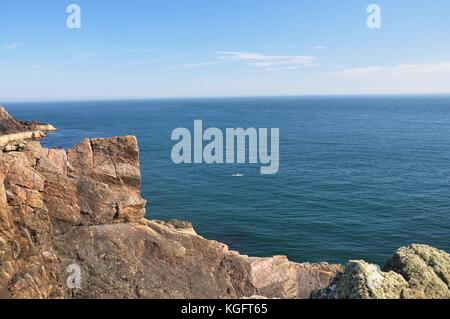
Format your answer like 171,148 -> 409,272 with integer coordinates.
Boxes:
1,0 -> 450,101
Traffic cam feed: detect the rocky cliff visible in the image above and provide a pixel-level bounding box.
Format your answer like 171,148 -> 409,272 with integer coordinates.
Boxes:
0,106 -> 55,152
0,106 -> 449,299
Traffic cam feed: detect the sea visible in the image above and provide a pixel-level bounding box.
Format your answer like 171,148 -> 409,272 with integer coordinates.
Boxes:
5,95 -> 450,265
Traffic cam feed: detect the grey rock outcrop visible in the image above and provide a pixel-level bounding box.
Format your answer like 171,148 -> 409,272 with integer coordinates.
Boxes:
314,260 -> 410,299
384,244 -> 450,298
316,245 -> 450,299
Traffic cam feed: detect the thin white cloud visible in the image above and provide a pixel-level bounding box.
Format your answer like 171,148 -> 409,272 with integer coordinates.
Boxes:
31,65 -> 42,69
389,63 -> 450,77
124,54 -> 191,66
180,61 -> 229,68
313,46 -> 328,50
334,62 -> 450,79
265,65 -> 306,72
5,42 -> 22,49
216,51 -> 318,70
335,66 -> 386,78
65,52 -> 94,65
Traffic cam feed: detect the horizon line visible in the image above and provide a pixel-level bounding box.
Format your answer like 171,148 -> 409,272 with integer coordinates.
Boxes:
2,92 -> 450,104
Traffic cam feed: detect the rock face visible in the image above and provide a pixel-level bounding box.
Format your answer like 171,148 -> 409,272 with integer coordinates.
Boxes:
315,245 -> 450,299
0,135 -> 152,298
249,256 -> 342,299
0,147 -> 63,298
57,220 -> 255,299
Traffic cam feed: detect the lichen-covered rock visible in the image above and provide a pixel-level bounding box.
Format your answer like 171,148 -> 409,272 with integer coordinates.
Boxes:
316,245 -> 450,299
315,260 -> 409,299
384,244 -> 450,299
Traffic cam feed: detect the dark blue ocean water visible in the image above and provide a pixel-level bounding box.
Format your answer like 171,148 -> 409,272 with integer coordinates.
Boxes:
5,96 -> 450,265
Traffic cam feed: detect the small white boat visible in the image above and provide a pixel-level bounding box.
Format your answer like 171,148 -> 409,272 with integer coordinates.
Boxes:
232,172 -> 244,177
